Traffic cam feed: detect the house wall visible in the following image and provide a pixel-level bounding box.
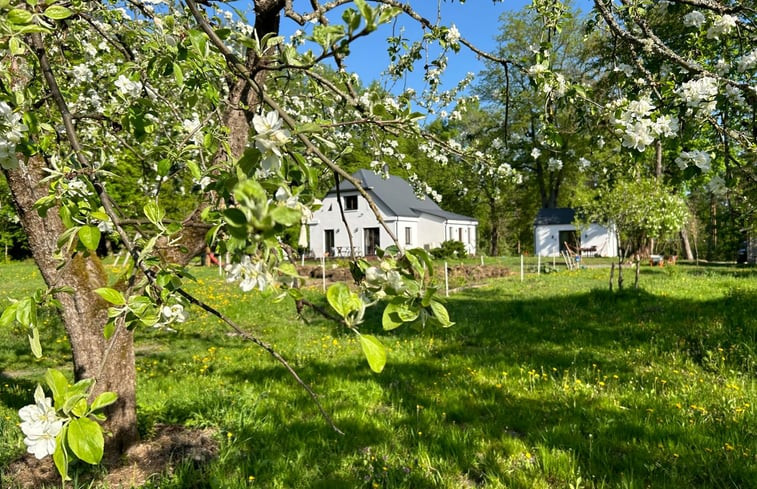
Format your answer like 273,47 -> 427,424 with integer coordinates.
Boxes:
748,236 -> 757,264
579,224 -> 618,257
417,214 -> 446,250
534,223 -> 617,257
309,193 -> 478,257
444,220 -> 478,255
308,192 -> 392,257
534,224 -> 575,257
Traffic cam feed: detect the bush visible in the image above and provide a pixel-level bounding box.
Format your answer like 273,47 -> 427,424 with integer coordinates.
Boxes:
430,240 -> 468,259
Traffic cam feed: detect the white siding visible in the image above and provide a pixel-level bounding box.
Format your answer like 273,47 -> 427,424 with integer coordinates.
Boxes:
534,223 -> 617,257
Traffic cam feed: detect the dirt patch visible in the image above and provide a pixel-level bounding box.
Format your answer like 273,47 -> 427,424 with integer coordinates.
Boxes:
4,424 -> 218,488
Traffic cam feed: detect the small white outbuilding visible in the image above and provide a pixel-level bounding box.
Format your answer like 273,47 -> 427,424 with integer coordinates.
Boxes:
534,208 -> 618,258
307,170 -> 478,257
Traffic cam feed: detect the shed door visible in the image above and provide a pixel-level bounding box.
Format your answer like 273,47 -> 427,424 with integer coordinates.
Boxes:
559,230 -> 579,254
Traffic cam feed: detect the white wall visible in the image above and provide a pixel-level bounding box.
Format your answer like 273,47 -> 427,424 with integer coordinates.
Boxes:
534,224 -> 575,257
309,193 -> 478,257
579,224 -> 618,257
534,223 -> 617,257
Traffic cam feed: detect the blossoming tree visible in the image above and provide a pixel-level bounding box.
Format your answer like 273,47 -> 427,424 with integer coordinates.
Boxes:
0,0 -> 755,481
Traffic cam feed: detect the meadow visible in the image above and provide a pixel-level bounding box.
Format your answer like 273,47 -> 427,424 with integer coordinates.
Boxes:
1,258 -> 755,488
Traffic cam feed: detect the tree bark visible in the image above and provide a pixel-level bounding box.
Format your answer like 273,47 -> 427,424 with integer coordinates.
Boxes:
488,197 -> 499,256
4,158 -> 139,454
680,228 -> 694,260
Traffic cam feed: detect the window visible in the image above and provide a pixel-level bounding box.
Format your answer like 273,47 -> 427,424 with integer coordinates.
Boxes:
344,195 -> 358,211
404,227 -> 412,245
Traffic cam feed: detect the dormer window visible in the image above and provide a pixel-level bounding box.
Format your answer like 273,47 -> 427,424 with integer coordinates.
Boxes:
344,195 -> 358,211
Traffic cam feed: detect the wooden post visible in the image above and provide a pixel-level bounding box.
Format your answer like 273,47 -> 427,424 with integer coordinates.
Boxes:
634,257 -> 641,289
537,254 -> 541,275
444,261 -> 449,297
321,256 -> 326,292
480,255 -> 484,266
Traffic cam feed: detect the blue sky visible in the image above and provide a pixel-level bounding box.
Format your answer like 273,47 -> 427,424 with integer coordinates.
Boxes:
287,0 -> 595,98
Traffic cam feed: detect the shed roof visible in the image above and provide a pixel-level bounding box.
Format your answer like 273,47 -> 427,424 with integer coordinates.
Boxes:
329,169 -> 476,222
534,208 -> 576,226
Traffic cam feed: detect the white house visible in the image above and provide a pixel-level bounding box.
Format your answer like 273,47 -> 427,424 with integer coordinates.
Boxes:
534,208 -> 618,257
308,170 -> 478,257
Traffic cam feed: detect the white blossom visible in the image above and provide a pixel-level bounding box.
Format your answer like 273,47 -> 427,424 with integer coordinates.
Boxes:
675,150 -> 711,171
114,74 -> 142,98
683,11 -> 706,28
737,49 -> 757,73
707,175 -> 727,195
161,303 -> 188,323
531,148 -> 541,159
547,157 -> 563,171
445,24 -> 460,45
706,15 -> 737,40
19,386 -> 64,460
677,77 -> 718,113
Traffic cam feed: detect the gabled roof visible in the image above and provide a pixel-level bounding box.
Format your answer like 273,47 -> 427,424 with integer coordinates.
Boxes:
328,169 -> 476,222
534,208 -> 575,226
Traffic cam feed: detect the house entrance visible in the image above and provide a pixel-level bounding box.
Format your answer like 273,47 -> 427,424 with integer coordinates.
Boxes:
559,230 -> 579,254
324,229 -> 335,257
364,228 -> 380,256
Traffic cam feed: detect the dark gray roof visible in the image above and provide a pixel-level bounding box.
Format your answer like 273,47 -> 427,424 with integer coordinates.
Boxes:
534,208 -> 575,226
329,169 -> 476,222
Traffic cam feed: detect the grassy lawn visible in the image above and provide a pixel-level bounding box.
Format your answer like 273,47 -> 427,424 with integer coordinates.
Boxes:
1,259 -> 755,488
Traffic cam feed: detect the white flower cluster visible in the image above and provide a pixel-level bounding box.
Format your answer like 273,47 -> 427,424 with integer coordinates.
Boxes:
160,303 -> 188,325
547,157 -> 563,172
706,14 -> 737,40
737,49 -> 757,73
444,24 -> 460,45
365,265 -> 404,293
683,11 -> 706,28
677,76 -> 718,114
675,150 -> 711,172
613,96 -> 679,152
114,74 -> 142,98
252,111 -> 290,176
707,175 -> 727,196
19,386 -> 64,459
0,101 -> 27,170
226,256 -> 274,292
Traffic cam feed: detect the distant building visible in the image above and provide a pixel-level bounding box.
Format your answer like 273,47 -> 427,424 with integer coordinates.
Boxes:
307,170 -> 478,257
534,208 -> 618,257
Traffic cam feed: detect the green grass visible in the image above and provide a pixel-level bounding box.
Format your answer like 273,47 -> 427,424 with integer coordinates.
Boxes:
1,260 -> 756,488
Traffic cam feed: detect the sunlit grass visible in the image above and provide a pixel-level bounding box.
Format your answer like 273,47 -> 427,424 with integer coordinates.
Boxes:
1,259 -> 756,488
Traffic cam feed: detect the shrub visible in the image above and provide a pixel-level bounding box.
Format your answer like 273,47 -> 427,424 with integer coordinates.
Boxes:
430,240 -> 468,259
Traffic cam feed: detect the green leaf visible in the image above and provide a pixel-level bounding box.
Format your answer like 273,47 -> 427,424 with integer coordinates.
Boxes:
28,326 -> 42,358
15,296 -> 36,327
7,8 -> 33,25
358,334 -> 386,373
94,287 -> 126,306
63,394 -> 88,416
143,201 -> 165,227
0,303 -> 18,327
78,225 -> 101,251
270,205 -> 301,227
43,5 -> 73,19
53,427 -> 71,481
382,300 -> 419,330
91,391 -> 118,411
103,320 -> 115,339
45,369 -> 69,408
326,283 -> 361,318
67,417 -> 104,465
429,300 -> 454,327
173,62 -> 184,86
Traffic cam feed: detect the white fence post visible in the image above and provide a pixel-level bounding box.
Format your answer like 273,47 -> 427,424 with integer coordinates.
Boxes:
520,254 -> 524,282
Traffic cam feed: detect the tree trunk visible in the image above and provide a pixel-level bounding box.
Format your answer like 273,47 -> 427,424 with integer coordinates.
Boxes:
708,195 -> 717,260
488,197 -> 499,256
680,228 -> 694,260
634,256 -> 640,289
609,262 -> 614,292
4,158 -> 139,454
